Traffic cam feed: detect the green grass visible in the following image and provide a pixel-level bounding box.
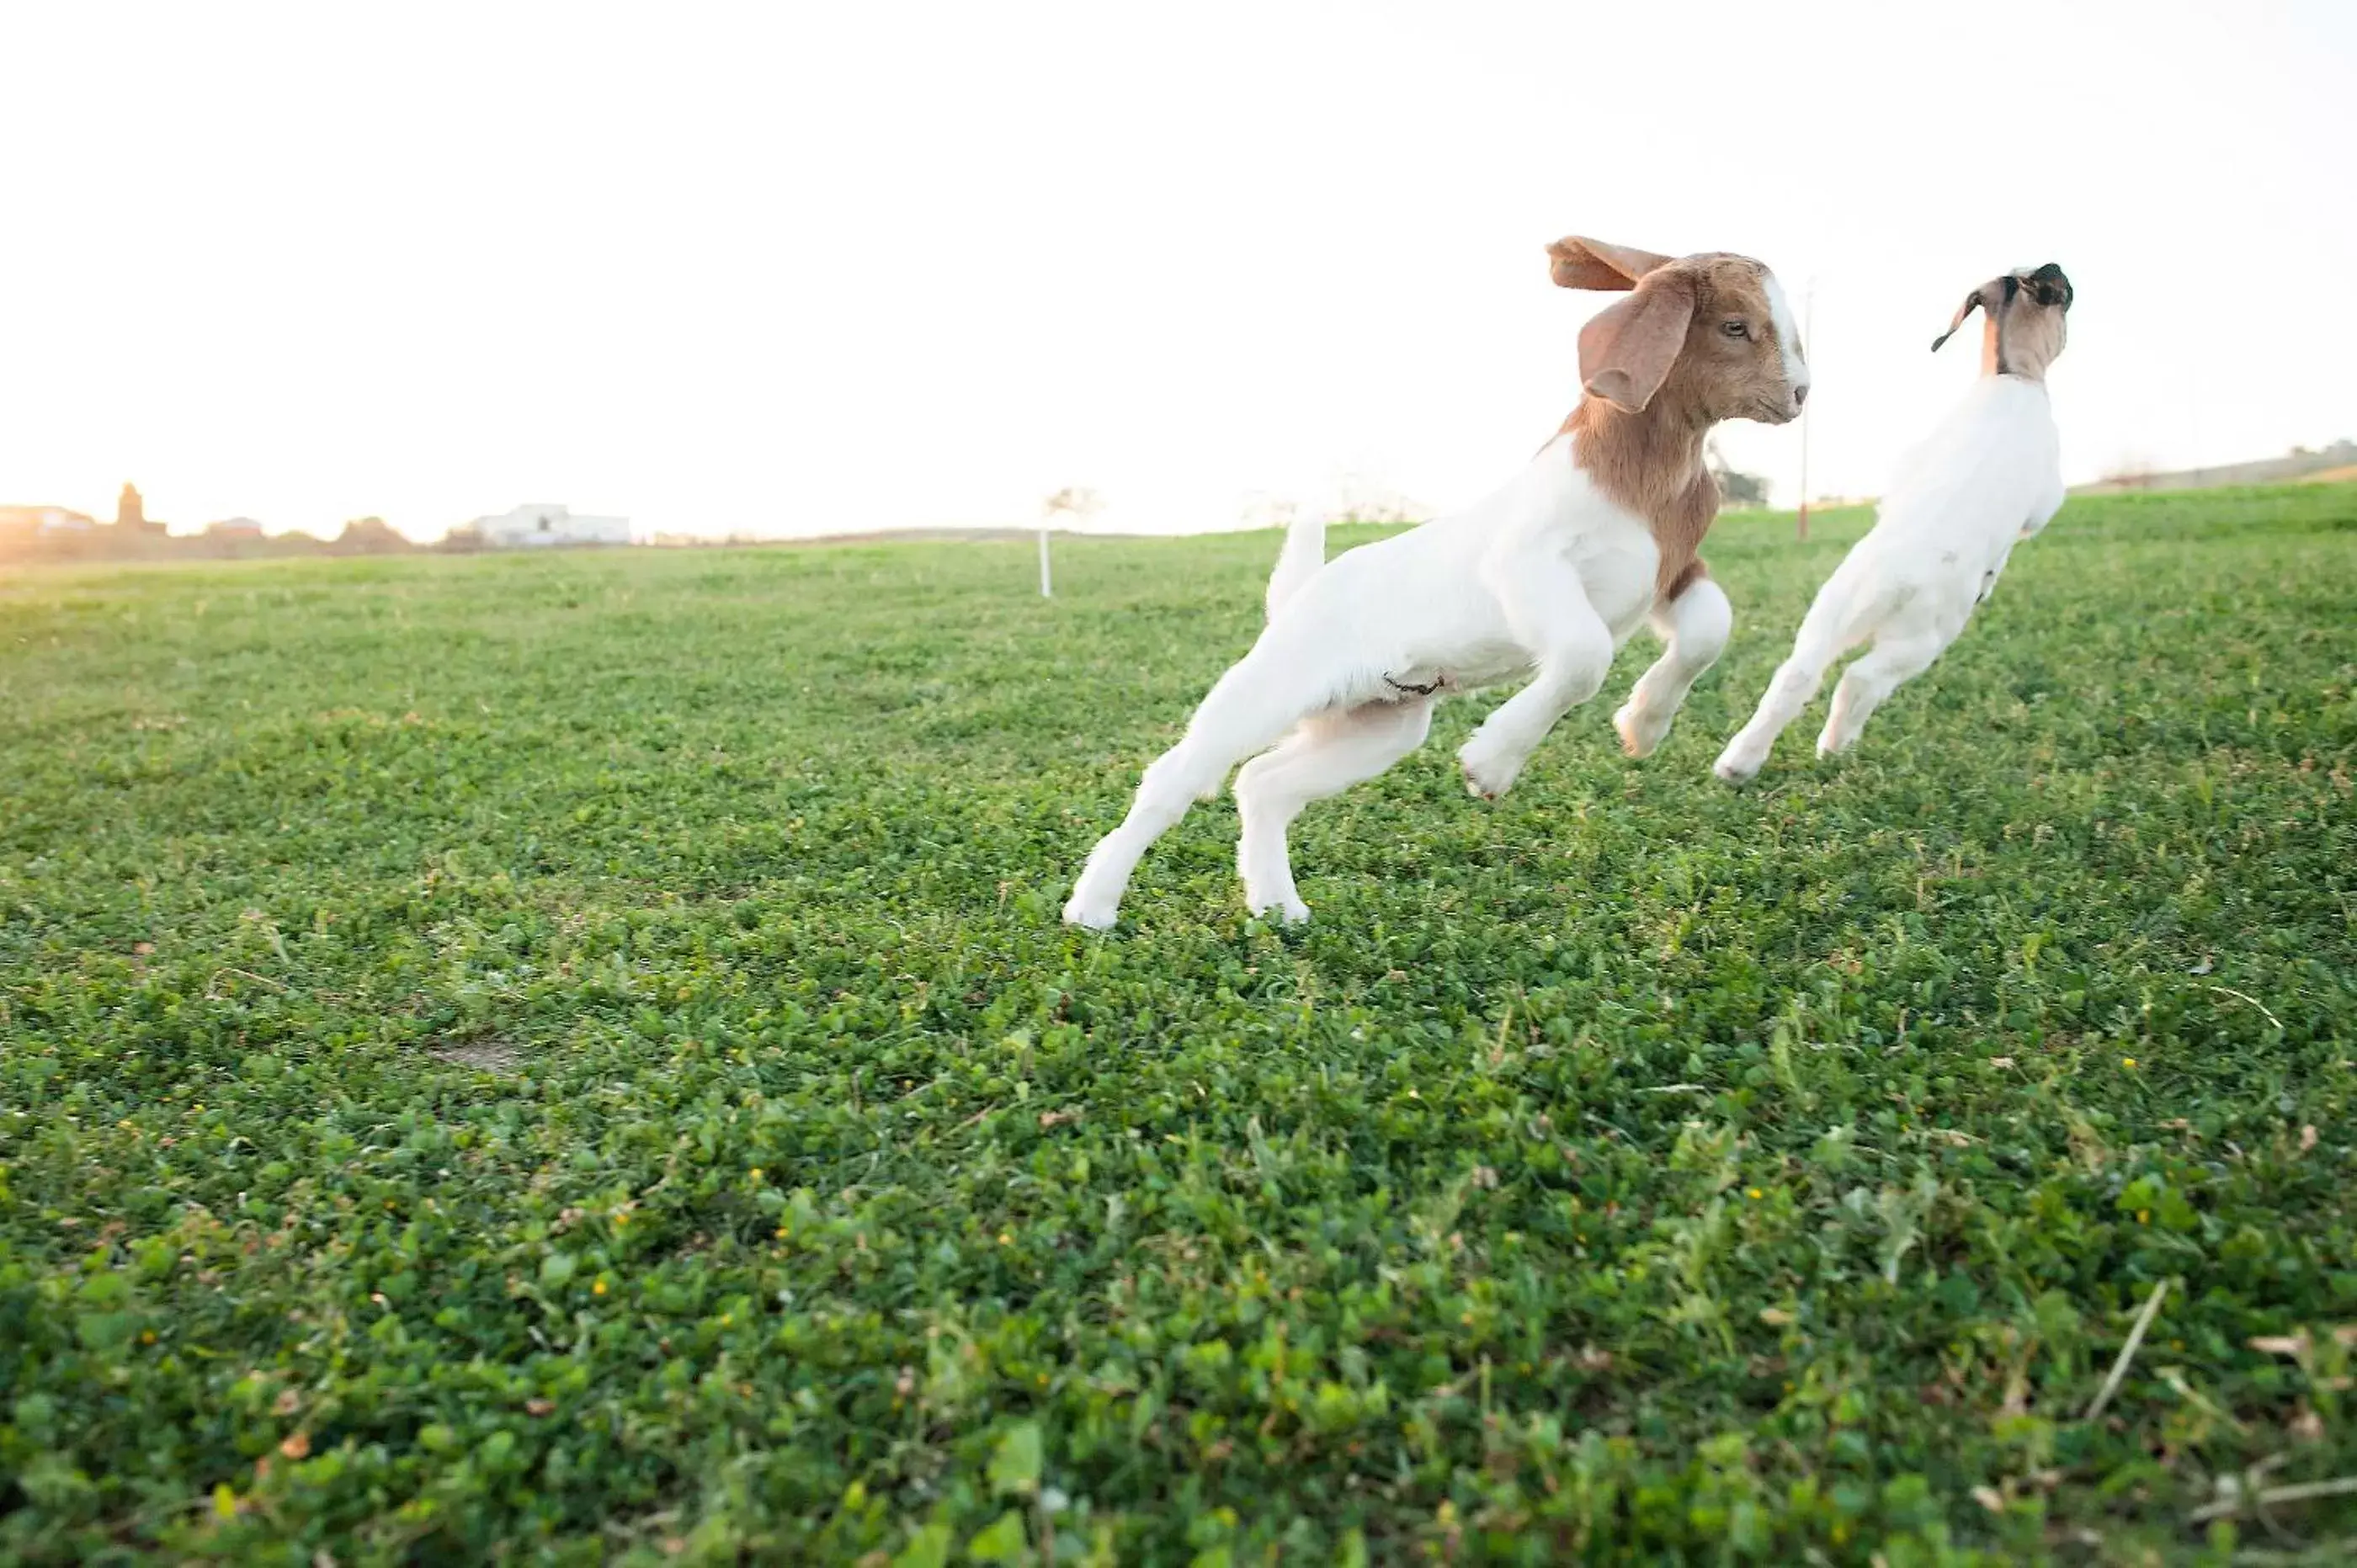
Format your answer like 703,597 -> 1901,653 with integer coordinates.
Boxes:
2,483 -> 2354,1565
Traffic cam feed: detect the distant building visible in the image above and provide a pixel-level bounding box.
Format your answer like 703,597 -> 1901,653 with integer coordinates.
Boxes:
0,505 -> 98,535
1234,476 -> 1429,534
464,503 -> 630,550
204,518 -> 267,540
116,483 -> 167,535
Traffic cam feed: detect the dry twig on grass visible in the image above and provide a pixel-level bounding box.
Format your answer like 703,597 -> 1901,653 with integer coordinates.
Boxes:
2085,1279 -> 2169,1421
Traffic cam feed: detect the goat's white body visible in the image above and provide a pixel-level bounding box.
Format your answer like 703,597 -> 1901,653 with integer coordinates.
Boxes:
1062,434 -> 1728,929
1269,439 -> 1664,695
1714,375 -> 2063,779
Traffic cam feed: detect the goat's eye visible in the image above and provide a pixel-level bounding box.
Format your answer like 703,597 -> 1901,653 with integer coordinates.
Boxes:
1721,320 -> 1748,338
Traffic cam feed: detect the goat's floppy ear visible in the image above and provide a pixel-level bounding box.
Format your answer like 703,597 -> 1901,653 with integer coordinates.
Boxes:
1578,268 -> 1697,412
1930,289 -> 1986,353
1549,236 -> 1677,291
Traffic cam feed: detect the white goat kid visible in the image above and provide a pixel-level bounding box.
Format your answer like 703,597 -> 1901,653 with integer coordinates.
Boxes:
1062,237 -> 1811,931
1713,263 -> 2072,782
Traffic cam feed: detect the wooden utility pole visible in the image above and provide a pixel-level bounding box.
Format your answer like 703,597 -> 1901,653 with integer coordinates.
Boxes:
1796,278 -> 1816,542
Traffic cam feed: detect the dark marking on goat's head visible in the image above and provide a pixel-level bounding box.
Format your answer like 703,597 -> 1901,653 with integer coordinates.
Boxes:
1932,263 -> 2072,380
2022,263 -> 2072,311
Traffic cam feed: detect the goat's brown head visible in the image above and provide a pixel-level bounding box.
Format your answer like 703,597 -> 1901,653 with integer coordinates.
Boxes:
1548,237 -> 1809,426
1931,263 -> 2072,380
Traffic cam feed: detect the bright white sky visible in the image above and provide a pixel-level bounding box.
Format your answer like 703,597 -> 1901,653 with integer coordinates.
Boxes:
6,1 -> 2353,539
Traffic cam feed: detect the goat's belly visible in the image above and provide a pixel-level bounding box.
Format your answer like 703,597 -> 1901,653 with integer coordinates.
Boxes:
1450,646 -> 1540,691
1380,634 -> 1534,699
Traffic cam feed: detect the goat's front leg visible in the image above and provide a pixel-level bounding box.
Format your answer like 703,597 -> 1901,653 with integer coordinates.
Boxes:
1714,572 -> 1862,784
1816,632 -> 1945,757
1459,565 -> 1614,800
1613,576 -> 1732,758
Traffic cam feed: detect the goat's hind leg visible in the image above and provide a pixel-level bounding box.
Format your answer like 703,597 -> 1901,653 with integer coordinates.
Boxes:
1233,698 -> 1433,922
1613,575 -> 1732,758
1712,582 -> 1860,783
1713,646 -> 1836,783
1062,656 -> 1315,931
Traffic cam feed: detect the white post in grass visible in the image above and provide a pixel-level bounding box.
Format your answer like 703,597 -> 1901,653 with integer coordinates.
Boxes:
1039,487 -> 1102,598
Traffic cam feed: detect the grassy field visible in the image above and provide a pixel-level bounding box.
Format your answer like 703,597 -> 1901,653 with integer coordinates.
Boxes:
3,484 -> 2354,1565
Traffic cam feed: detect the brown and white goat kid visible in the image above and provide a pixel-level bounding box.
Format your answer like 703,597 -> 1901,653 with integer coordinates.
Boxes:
1061,237 -> 1810,930
1712,264 -> 2072,782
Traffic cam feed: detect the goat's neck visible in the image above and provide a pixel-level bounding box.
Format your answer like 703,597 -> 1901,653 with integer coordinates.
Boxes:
1982,312 -> 2047,383
1561,396 -> 1709,525
1558,395 -> 1716,600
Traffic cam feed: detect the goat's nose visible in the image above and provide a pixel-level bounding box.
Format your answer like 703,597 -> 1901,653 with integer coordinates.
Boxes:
1793,384 -> 1810,408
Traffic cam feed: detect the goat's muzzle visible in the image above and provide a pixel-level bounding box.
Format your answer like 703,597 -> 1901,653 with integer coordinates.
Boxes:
2022,263 -> 2072,311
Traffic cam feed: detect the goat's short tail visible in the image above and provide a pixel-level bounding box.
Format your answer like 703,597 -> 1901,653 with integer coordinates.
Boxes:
1264,513 -> 1326,622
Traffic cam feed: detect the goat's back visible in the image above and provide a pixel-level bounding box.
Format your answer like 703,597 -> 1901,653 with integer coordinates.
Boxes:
1873,377 -> 2058,545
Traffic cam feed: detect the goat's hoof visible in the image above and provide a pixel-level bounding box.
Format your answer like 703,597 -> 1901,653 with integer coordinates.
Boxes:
1613,702 -> 1667,759
1061,896 -> 1120,932
1711,746 -> 1761,784
1248,897 -> 1311,926
1458,742 -> 1519,800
